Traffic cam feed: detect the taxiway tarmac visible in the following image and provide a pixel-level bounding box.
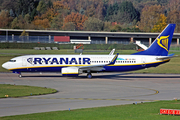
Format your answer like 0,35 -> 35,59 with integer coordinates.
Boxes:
0,72 -> 180,117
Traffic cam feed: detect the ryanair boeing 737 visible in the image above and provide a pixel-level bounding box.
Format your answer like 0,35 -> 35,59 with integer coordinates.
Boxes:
2,24 -> 176,78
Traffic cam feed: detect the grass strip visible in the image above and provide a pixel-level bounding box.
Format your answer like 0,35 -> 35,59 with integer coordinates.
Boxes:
1,100 -> 180,120
0,84 -> 57,98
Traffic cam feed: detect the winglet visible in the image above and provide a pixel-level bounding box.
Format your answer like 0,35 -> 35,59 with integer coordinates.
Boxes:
107,53 -> 119,65
109,48 -> 115,55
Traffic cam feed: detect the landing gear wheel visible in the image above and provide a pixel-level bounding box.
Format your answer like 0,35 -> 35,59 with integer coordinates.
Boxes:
18,74 -> 22,78
87,73 -> 92,78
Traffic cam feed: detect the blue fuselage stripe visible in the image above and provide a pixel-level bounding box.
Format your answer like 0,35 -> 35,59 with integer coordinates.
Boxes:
12,61 -> 168,73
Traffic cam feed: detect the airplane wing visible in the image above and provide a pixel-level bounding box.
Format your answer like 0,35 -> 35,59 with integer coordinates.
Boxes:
78,53 -> 119,72
156,54 -> 177,60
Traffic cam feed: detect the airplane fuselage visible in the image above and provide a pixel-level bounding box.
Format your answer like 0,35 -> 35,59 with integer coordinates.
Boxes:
3,54 -> 169,73
1,24 -> 176,78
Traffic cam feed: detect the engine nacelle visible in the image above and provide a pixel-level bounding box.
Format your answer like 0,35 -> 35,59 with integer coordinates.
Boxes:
62,67 -> 80,77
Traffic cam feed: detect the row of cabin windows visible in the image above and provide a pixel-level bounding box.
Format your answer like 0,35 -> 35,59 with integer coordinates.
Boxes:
91,61 -> 136,63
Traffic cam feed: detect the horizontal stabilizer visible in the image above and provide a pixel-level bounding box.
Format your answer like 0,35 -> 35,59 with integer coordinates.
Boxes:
156,54 -> 177,60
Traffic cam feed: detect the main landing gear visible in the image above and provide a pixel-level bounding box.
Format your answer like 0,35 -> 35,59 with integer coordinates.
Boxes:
87,73 -> 92,78
18,73 -> 22,78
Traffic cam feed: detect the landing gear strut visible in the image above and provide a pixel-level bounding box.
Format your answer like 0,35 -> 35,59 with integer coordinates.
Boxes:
87,73 -> 92,78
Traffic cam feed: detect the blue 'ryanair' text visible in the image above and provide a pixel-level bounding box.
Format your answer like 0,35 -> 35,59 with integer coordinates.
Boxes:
28,57 -> 91,65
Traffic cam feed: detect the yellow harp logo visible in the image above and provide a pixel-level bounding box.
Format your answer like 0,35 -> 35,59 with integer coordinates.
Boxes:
157,35 -> 169,51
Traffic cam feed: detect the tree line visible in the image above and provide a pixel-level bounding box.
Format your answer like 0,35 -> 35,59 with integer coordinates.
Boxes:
0,0 -> 179,32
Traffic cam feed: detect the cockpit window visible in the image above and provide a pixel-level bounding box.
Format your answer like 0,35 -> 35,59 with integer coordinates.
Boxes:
9,60 -> 16,62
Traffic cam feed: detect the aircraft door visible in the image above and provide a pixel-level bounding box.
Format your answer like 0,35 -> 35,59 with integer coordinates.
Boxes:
141,57 -> 146,67
22,57 -> 27,66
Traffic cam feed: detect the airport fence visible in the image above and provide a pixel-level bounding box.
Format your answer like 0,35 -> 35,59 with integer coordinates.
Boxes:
0,43 -> 136,50
0,35 -> 54,43
0,35 -> 136,45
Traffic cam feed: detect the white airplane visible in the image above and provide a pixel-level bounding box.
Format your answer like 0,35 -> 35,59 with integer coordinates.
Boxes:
2,24 -> 176,78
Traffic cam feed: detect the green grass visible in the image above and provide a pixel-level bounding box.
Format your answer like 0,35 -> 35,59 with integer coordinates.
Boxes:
1,100 -> 180,120
0,49 -> 180,73
0,84 -> 57,98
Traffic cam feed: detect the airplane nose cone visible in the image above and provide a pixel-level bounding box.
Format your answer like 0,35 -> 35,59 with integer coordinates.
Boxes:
2,62 -> 8,69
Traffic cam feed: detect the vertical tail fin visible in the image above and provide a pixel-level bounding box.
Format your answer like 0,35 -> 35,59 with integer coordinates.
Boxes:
132,24 -> 176,56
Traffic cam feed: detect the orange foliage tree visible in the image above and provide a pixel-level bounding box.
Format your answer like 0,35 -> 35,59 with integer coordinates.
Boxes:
167,10 -> 180,33
151,14 -> 167,32
53,1 -> 69,11
0,10 -> 13,28
167,0 -> 180,32
63,12 -> 88,30
33,17 -> 50,29
138,5 -> 165,32
33,1 -> 69,29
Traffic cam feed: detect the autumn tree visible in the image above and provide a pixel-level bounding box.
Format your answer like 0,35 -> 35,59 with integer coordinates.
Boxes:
53,1 -> 69,20
0,10 -> 13,28
105,1 -> 139,24
33,17 -> 50,29
36,0 -> 47,15
34,0 -> 70,29
17,0 -> 38,16
53,0 -> 69,12
167,10 -> 180,33
94,1 -> 105,20
151,14 -> 167,32
167,0 -> 180,32
68,0 -> 106,20
167,0 -> 180,12
0,0 -> 174,31
1,0 -> 18,16
19,30 -> 29,42
51,13 -> 64,30
119,1 -> 139,22
83,17 -> 104,31
63,12 -> 88,30
103,21 -> 111,31
138,5 -> 165,32
62,22 -> 75,31
11,17 -> 19,29
11,14 -> 32,29
105,4 -> 118,21
85,4 -> 96,18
